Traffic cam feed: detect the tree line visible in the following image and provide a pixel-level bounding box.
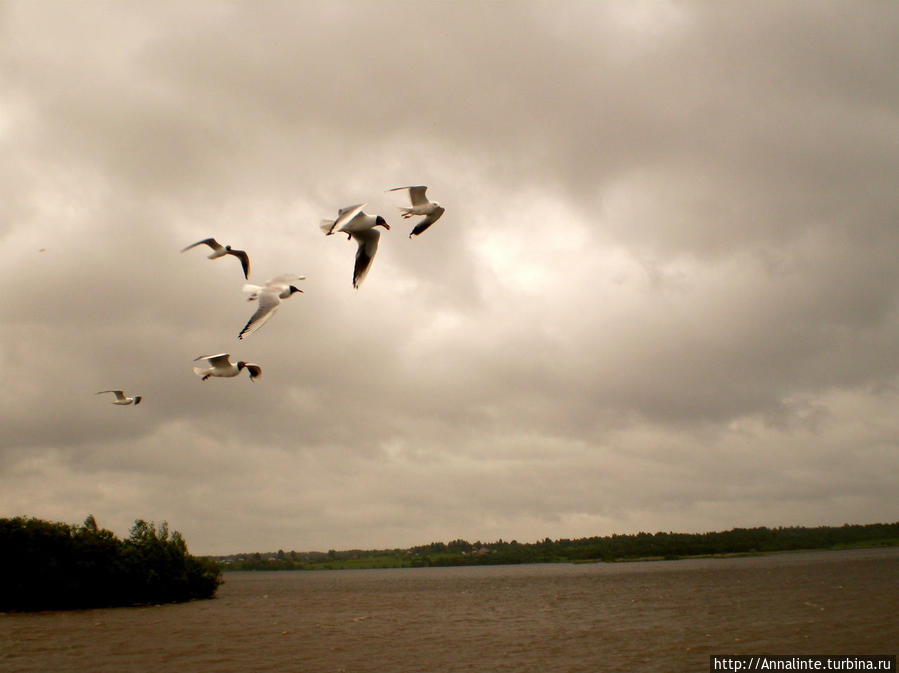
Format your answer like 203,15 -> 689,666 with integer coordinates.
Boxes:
1,515 -> 222,611
214,522 -> 899,571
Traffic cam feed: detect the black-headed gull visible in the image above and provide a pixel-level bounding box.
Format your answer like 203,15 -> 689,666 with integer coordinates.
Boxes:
193,353 -> 261,381
238,274 -> 306,340
181,238 -> 251,279
320,204 -> 390,288
96,390 -> 142,406
389,185 -> 445,237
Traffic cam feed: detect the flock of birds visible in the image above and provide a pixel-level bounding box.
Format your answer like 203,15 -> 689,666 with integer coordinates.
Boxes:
95,185 -> 445,406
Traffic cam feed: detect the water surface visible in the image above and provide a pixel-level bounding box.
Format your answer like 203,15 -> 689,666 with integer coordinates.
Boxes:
3,548 -> 896,672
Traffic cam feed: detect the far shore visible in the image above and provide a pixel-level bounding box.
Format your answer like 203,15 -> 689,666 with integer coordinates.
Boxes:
213,526 -> 899,572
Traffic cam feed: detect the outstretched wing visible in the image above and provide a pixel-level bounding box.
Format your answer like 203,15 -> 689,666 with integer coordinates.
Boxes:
351,228 -> 381,289
408,186 -> 429,206
96,390 -> 126,400
409,206 -> 445,237
332,203 -> 367,231
267,274 -> 306,289
194,353 -> 232,367
389,185 -> 429,206
181,238 -> 221,253
228,249 -> 250,279
238,290 -> 281,340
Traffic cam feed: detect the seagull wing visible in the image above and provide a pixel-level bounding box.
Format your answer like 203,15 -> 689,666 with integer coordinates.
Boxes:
194,353 -> 232,367
408,186 -> 429,206
351,228 -> 381,288
338,203 -> 366,217
96,390 -> 126,401
267,273 -> 306,288
238,290 -> 281,340
389,185 -> 429,206
332,203 -> 367,231
181,238 -> 222,253
227,249 -> 250,279
409,206 -> 445,237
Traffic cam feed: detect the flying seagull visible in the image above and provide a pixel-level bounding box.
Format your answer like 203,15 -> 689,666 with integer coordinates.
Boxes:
96,390 -> 142,406
388,185 -> 445,237
238,274 -> 306,340
320,204 -> 390,288
181,238 -> 250,279
193,353 -> 261,381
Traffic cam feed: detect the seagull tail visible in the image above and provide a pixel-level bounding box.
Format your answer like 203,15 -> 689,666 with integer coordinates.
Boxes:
242,283 -> 264,300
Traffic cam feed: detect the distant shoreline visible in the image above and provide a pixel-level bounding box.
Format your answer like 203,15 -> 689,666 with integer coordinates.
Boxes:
220,544 -> 898,572
573,544 -> 897,564
210,522 -> 899,572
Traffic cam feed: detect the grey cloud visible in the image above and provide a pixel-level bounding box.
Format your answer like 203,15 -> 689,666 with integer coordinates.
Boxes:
1,1 -> 897,553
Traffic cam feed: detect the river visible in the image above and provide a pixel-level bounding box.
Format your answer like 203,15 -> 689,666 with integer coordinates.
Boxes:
2,548 -> 896,672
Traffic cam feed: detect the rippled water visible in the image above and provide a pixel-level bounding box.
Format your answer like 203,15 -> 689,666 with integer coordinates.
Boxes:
2,548 -> 896,672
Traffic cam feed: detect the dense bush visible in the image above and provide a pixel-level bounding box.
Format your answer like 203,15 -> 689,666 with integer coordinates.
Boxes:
0,515 -> 222,611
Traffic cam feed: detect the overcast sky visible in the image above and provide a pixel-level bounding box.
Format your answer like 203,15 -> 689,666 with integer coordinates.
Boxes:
2,1 -> 897,556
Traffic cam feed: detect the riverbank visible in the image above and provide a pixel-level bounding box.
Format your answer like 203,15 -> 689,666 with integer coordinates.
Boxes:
211,522 -> 899,572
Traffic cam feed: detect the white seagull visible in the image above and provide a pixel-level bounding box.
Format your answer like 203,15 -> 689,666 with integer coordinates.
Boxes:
193,353 -> 262,382
238,274 -> 306,340
96,390 -> 142,406
320,203 -> 390,288
388,185 -> 445,237
181,238 -> 251,279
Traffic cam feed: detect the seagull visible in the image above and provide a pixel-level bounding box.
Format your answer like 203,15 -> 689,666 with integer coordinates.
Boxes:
193,353 -> 261,381
238,274 -> 306,340
320,204 -> 390,288
388,185 -> 445,237
96,390 -> 142,406
181,238 -> 250,279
